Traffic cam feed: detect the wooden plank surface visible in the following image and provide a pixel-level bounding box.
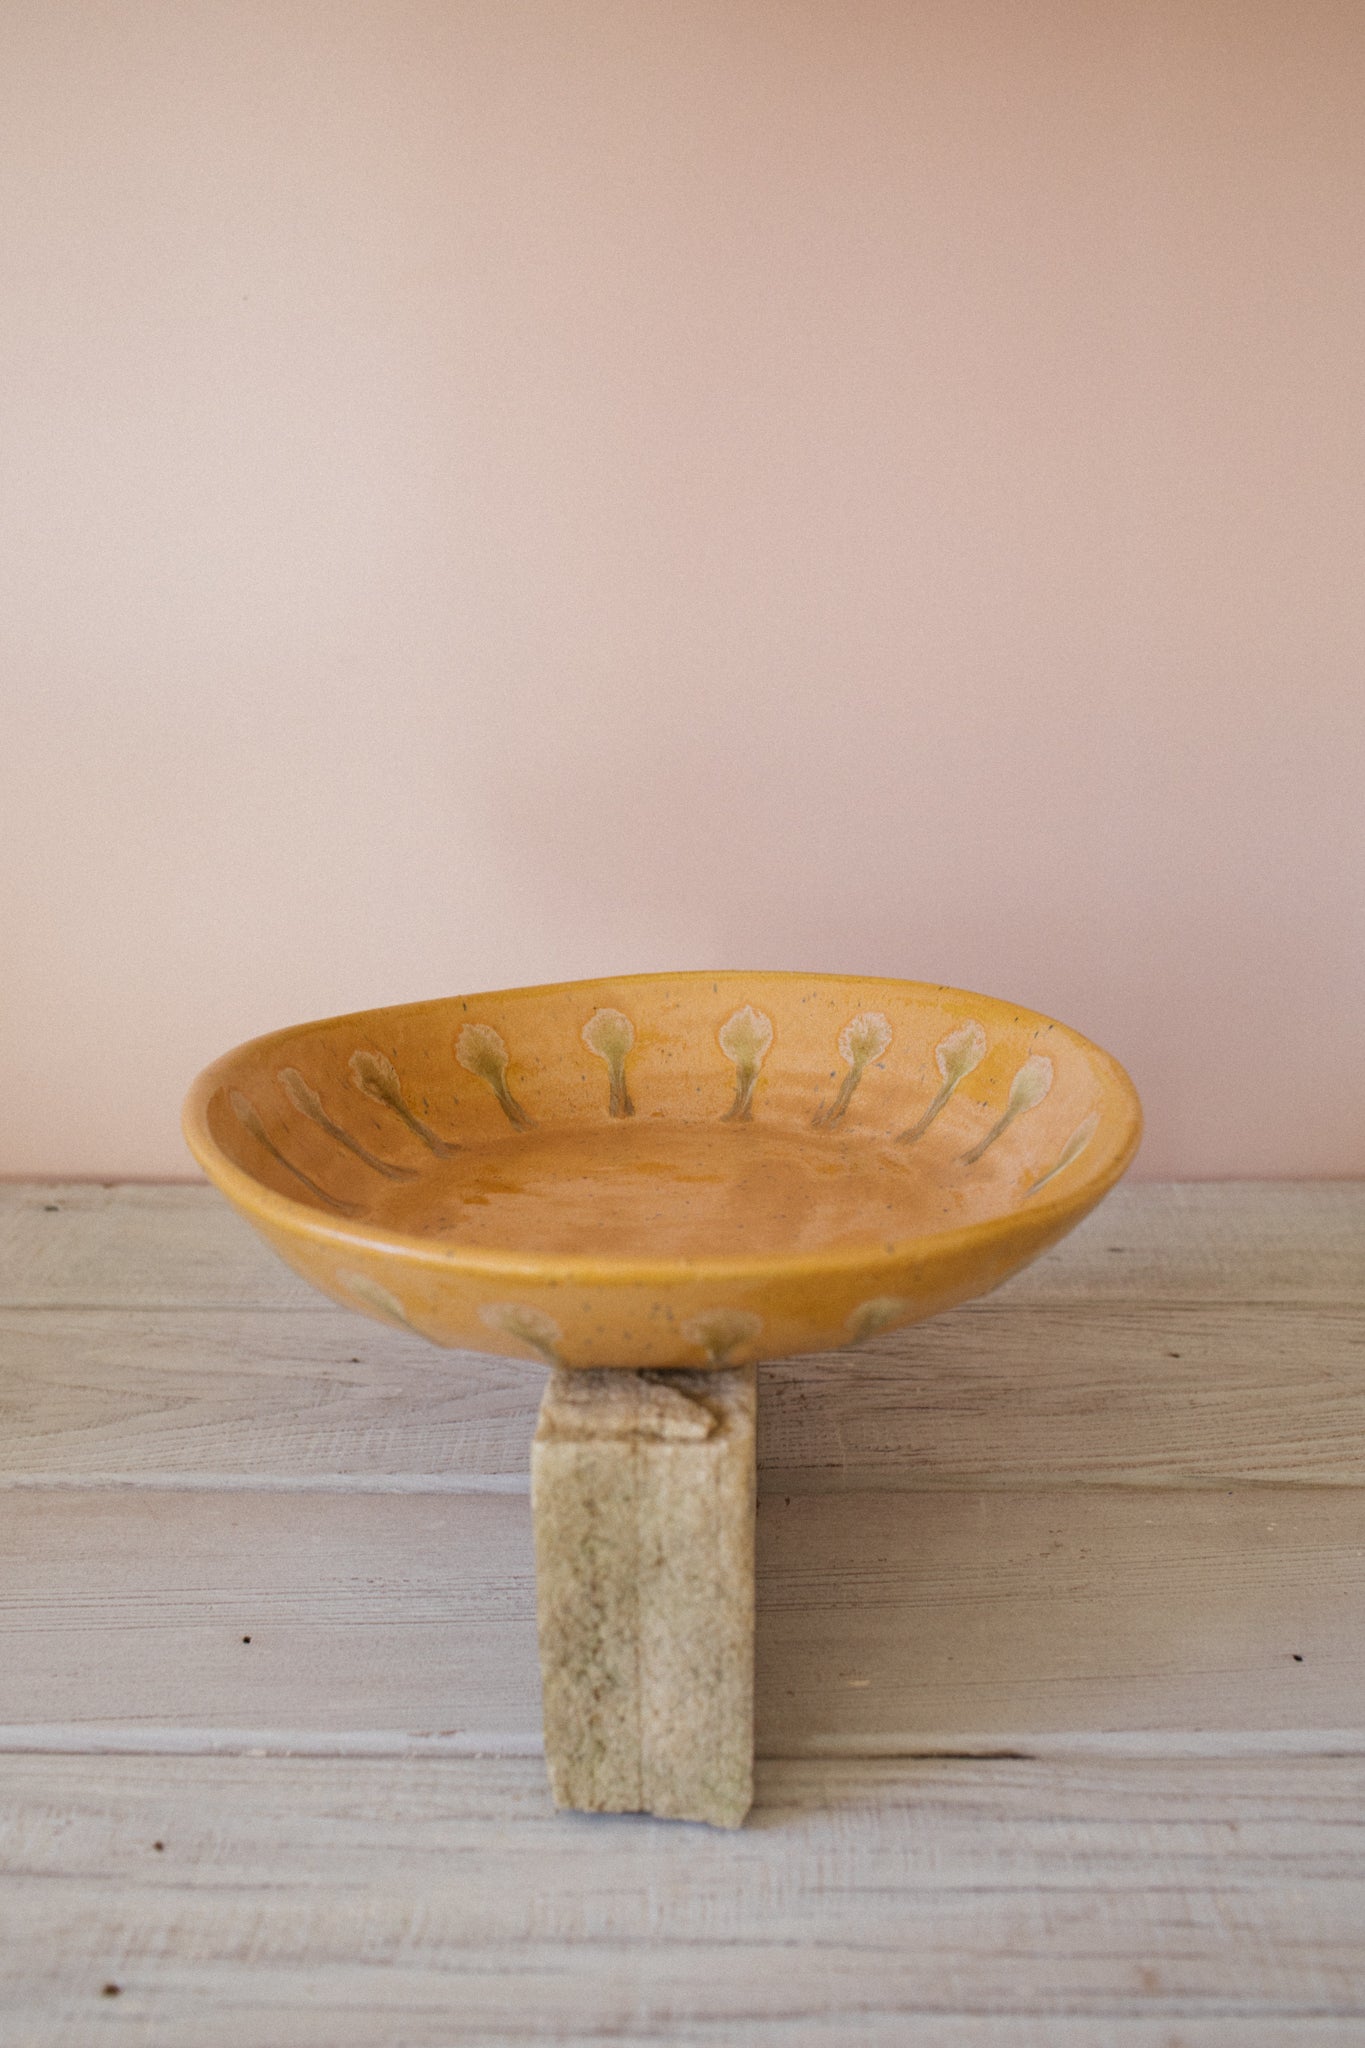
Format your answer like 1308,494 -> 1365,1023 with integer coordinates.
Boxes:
3,1178 -> 1363,1309
2,1753 -> 1362,2047
0,1182 -> 320,1312
4,1298 -> 1363,1489
0,1307 -> 543,1488
2,1180 -> 1362,2041
3,1484 -> 1361,1752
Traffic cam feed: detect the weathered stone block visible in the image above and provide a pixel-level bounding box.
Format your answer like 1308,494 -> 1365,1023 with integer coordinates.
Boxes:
531,1364 -> 757,1828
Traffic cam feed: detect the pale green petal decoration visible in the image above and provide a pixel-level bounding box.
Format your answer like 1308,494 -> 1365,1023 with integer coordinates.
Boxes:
341,1269 -> 416,1330
1007,1053 -> 1054,1115
846,1295 -> 910,1342
348,1048 -> 457,1158
278,1067 -> 417,1180
1026,1111 -> 1100,1197
479,1300 -> 561,1364
682,1307 -> 763,1364
718,1005 -> 773,1121
899,1020 -> 987,1145
582,1007 -> 636,1117
456,1023 -> 535,1131
814,1011 -> 893,1127
228,1090 -> 358,1213
962,1052 -> 1055,1165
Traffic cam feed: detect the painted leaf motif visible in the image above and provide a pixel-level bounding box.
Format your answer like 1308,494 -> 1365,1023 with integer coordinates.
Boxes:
1007,1053 -> 1054,1115
1028,1111 -> 1101,1195
682,1307 -> 762,1363
1052,1110 -> 1098,1169
936,1021 -> 987,1087
582,1007 -> 635,1065
278,1067 -> 325,1119
349,1048 -> 404,1110
718,1006 -> 773,1069
342,1270 -> 412,1328
227,1089 -> 358,1211
347,1046 -> 457,1157
847,1295 -> 909,1342
479,1301 -> 561,1362
838,1011 -> 892,1068
456,1022 -> 509,1086
276,1065 -> 417,1180
229,1089 -> 269,1143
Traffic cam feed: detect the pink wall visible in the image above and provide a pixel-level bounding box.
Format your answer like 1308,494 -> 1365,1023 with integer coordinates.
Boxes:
2,1 -> 1362,1179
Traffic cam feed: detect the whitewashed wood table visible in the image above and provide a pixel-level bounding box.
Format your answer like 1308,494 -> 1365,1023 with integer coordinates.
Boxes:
1,1180 -> 1363,2045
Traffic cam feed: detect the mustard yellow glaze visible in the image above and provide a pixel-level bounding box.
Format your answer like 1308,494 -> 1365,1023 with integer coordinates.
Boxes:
182,971 -> 1142,1368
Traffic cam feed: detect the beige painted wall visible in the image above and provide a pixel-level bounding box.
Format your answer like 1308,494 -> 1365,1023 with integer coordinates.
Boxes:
2,1 -> 1362,1180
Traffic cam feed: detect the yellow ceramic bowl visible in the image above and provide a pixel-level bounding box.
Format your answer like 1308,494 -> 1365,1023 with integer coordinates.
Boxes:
183,971 -> 1141,1368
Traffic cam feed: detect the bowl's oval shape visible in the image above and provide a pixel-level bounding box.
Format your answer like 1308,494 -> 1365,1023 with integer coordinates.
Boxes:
183,971 -> 1141,1367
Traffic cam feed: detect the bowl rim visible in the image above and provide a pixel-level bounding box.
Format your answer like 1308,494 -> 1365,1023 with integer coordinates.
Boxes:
182,968 -> 1143,1287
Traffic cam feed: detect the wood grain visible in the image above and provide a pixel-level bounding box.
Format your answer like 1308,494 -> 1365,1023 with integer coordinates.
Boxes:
2,1753 -> 1362,2046
2,1484 -> 1360,1752
3,1179 -> 1362,1309
0,1182 -> 319,1311
0,1305 -> 543,1486
4,1298 -> 1361,1489
761,1300 -> 1365,1489
2,1180 -> 1362,2040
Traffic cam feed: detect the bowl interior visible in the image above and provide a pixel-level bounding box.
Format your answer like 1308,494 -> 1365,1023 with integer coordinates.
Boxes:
191,972 -> 1138,1266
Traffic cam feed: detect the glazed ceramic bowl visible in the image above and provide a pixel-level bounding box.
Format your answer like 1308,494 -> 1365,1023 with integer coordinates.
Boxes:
183,971 -> 1141,1368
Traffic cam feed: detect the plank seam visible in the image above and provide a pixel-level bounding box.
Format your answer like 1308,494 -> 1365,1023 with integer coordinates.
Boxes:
4,1472 -> 1363,1494
1,1728 -> 1362,1759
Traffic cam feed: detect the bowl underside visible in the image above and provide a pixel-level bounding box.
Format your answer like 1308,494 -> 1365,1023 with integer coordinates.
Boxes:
183,971 -> 1141,1367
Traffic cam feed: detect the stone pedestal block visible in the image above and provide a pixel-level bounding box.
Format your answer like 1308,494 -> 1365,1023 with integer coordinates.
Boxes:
530,1364 -> 757,1829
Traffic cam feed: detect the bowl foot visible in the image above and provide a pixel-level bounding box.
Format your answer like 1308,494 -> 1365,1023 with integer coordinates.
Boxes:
531,1363 -> 756,1828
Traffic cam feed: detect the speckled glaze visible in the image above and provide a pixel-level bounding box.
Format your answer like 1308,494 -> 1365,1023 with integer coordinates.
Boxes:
183,971 -> 1141,1368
